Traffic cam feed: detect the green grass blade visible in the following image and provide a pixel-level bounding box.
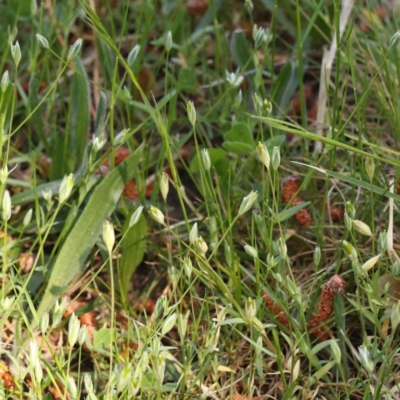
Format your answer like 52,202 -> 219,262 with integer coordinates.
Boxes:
120,212 -> 147,296
35,144 -> 144,322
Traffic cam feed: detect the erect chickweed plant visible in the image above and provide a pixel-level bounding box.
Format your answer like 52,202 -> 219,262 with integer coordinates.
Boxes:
1,1 -> 400,399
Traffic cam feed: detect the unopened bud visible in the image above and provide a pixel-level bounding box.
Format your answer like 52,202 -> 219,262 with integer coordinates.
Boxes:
358,345 -> 374,374
256,142 -> 270,169
194,236 -> 208,256
67,38 -> 82,60
245,297 -> 257,321
10,41 -> 21,67
66,376 -> 78,399
313,246 -> 321,267
78,325 -> 88,346
165,31 -> 173,52
201,149 -> 211,171
330,340 -> 341,364
127,44 -> 140,67
238,190 -> 258,216
113,128 -> 130,146
342,240 -> 358,263
352,220 -> 372,236
23,209 -> 33,227
345,201 -> 356,219
40,312 -> 49,334
1,71 -> 9,93
160,172 -> 169,201
2,190 -> 11,221
0,166 -> 8,185
361,254 -> 381,273
187,101 -> 196,126
149,206 -> 165,225
244,244 -> 258,258
36,33 -> 49,49
189,223 -> 198,244
59,174 -> 74,203
277,237 -> 287,259
182,257 -> 193,278
68,313 -> 80,347
102,220 -> 115,253
162,312 -> 177,335
129,205 -> 144,227
271,146 -> 280,170
365,157 -> 375,181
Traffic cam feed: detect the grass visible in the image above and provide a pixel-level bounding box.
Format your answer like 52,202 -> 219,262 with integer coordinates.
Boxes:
1,0 -> 400,398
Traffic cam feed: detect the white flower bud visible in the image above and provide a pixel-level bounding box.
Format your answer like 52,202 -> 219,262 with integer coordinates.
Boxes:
117,366 -> 132,393
29,340 -> 39,367
40,312 -> 49,334
358,345 -> 374,374
245,297 -> 257,321
2,190 -> 11,221
361,254 -> 381,273
67,38 -> 82,60
187,101 -> 196,127
256,142 -> 270,170
277,237 -> 287,259
225,70 -> 244,88
93,136 -> 106,152
129,205 -> 144,227
68,313 -> 80,347
36,33 -> 49,49
244,244 -> 258,258
23,209 -> 33,227
149,206 -> 165,225
10,41 -> 21,67
365,157 -> 375,181
189,223 -> 198,244
66,375 -> 78,399
313,246 -> 321,266
201,149 -> 211,171
342,240 -> 358,263
78,325 -> 88,346
352,220 -> 372,236
102,220 -> 115,253
160,172 -> 169,201
330,340 -> 341,364
59,174 -> 74,203
1,71 -> 9,93
272,146 -> 280,171
165,31 -> 173,52
127,44 -> 140,67
238,190 -> 258,216
193,236 -> 208,256
182,257 -> 193,278
113,128 -> 130,146
34,359 -> 43,384
0,165 -> 8,185
1,296 -> 14,311
162,312 -> 177,335
84,373 -> 94,393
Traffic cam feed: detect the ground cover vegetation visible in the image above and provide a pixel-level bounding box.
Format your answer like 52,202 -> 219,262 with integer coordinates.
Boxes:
0,0 -> 400,398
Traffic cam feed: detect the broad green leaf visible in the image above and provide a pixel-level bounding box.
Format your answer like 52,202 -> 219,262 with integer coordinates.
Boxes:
231,32 -> 255,71
190,148 -> 227,173
178,68 -> 197,92
272,60 -> 298,117
68,57 -> 90,170
120,211 -> 147,296
313,360 -> 336,380
275,201 -> 311,223
29,74 -> 51,154
93,327 -> 112,348
94,90 -> 107,138
35,144 -> 144,322
223,123 -> 253,154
